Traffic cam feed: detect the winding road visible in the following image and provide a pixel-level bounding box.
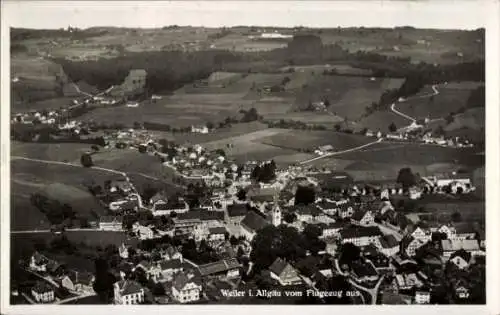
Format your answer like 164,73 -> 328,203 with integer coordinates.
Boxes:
390,84 -> 440,125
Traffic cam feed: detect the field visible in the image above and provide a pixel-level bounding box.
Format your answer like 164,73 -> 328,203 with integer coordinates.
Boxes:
258,130 -> 373,151
358,110 -> 410,132
394,83 -> 484,120
332,142 -> 484,167
10,159 -> 122,230
11,142 -> 94,163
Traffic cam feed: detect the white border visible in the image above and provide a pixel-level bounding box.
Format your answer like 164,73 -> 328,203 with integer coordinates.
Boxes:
1,1 -> 499,315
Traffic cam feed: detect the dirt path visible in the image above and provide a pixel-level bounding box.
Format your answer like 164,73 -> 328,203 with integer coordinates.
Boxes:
299,138 -> 383,165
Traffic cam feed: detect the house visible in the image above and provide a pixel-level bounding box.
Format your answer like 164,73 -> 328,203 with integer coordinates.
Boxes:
350,210 -> 375,226
291,204 -> 328,223
198,258 -> 241,280
31,281 -> 55,303
319,222 -> 343,239
160,246 -> 183,262
441,239 -> 482,259
171,272 -> 203,303
60,270 -> 95,294
339,226 -> 383,247
366,253 -> 394,274
351,261 -> 379,283
240,211 -> 270,241
113,280 -> 145,304
415,290 -> 431,304
152,199 -> 189,216
449,249 -> 472,269
410,226 -> 432,243
226,203 -> 250,225
158,259 -> 183,281
400,236 -> 428,257
191,125 -> 209,134
119,243 -> 130,259
455,284 -> 470,299
392,273 -> 423,291
315,201 -> 338,215
377,234 -> 400,257
29,252 -> 49,272
99,216 -> 123,231
315,144 -> 334,156
208,227 -> 227,242
173,210 -> 225,240
149,192 -> 168,208
452,223 -> 479,241
338,203 -> 355,219
268,258 -> 302,286
136,260 -> 162,282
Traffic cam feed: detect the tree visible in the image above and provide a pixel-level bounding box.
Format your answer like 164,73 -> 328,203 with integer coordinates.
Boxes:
338,242 -> 361,268
334,124 -> 341,132
397,167 -> 417,190
451,211 -> 462,223
294,186 -> 316,205
283,212 -> 297,223
229,235 -> 239,246
236,189 -> 247,201
206,121 -> 214,130
388,122 -> 397,133
91,144 -> 100,152
80,153 -> 93,167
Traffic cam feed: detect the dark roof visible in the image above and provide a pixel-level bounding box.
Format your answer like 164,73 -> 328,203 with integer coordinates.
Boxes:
351,210 -> 369,221
115,280 -> 143,295
379,235 -> 399,249
209,227 -> 227,235
32,281 -> 53,294
351,261 -> 378,278
450,249 -> 472,263
32,251 -> 48,265
241,211 -> 269,233
198,258 -> 240,277
316,201 -> 338,210
172,272 -> 201,291
154,201 -> 185,210
288,204 -> 323,216
250,195 -> 275,203
269,258 -> 291,276
339,226 -> 382,239
100,215 -> 123,224
159,259 -> 183,270
68,270 -> 94,286
176,209 -> 224,221
227,203 -> 249,217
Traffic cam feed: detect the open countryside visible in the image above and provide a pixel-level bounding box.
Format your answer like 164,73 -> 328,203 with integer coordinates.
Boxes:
9,21 -> 486,307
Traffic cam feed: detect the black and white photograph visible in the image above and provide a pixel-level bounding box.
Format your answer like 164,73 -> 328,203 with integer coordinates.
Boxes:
1,0 -> 498,313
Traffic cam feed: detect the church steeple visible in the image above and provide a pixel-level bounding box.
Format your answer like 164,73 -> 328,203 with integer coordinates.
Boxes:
272,191 -> 281,227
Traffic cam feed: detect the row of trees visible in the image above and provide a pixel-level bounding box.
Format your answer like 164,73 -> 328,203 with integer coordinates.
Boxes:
29,193 -> 76,225
250,160 -> 277,183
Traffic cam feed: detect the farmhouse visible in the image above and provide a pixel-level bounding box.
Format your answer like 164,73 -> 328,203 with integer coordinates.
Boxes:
314,144 -> 334,156
198,258 -> 241,280
377,234 -> 400,257
171,272 -> 202,304
351,261 -> 379,283
226,203 -> 250,225
268,258 -> 302,286
60,270 -> 95,294
191,125 -> 209,134
392,273 -> 423,292
449,249 -> 472,269
113,280 -> 145,305
350,210 -> 375,226
400,236 -> 428,257
240,211 -> 270,241
152,199 -> 189,216
99,216 -> 123,231
208,226 -> 228,242
339,226 -> 383,247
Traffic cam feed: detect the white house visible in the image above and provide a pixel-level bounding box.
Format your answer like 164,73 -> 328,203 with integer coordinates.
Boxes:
191,125 -> 209,134
350,210 -> 375,226
113,280 -> 145,305
415,291 -> 431,304
269,258 -> 302,286
171,272 -> 202,304
31,282 -> 55,303
441,239 -> 482,259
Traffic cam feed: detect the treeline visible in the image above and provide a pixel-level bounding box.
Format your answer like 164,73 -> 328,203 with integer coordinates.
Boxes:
11,124 -> 105,146
11,28 -> 109,41
54,50 -> 248,93
30,193 -> 77,226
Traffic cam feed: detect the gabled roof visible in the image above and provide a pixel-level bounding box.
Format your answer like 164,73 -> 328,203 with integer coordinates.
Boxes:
441,239 -> 480,252
172,272 -> 201,291
241,211 -> 269,233
176,209 -> 224,221
115,280 -> 143,296
450,249 -> 472,263
316,201 -> 338,210
339,226 -> 382,239
379,234 -> 399,249
32,281 -> 53,294
269,258 -> 292,276
198,258 -> 240,277
68,270 -> 94,286
227,203 -> 249,217
209,226 -> 227,235
351,210 -> 370,221
288,204 -> 323,216
159,259 -> 183,271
